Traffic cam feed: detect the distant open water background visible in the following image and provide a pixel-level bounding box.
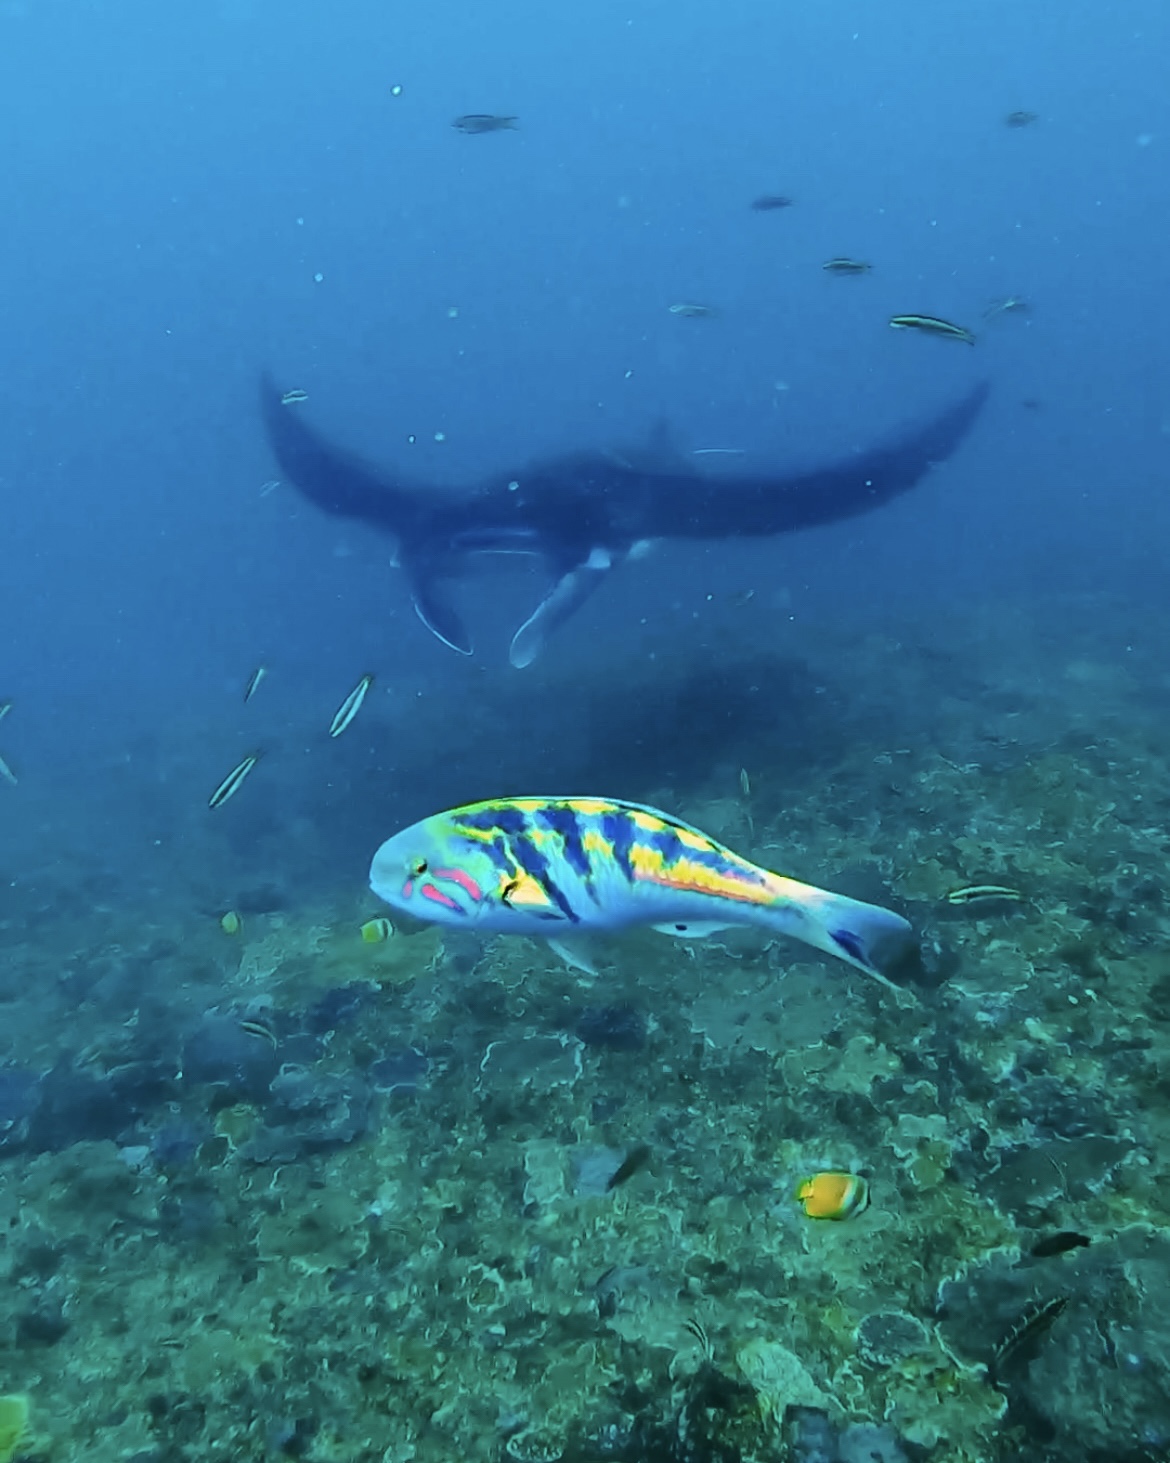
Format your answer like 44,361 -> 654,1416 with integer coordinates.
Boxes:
1,0 -> 1168,899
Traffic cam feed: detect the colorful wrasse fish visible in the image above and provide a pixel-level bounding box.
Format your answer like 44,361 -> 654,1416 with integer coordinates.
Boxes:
369,797 -> 913,986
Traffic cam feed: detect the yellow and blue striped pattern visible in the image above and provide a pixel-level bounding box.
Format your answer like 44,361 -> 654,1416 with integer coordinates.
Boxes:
369,796 -> 912,982
442,796 -> 781,921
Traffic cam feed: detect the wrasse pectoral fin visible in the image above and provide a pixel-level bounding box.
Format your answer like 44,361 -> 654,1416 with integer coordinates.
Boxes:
502,873 -> 560,913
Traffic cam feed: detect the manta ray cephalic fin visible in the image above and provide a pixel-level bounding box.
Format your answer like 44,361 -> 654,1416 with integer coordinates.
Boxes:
509,549 -> 618,669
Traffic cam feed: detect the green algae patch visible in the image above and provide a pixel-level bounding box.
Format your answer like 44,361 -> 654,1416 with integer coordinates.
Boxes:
0,1395 -> 30,1463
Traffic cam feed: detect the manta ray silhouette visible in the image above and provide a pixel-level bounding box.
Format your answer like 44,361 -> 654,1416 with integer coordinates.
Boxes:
261,376 -> 988,668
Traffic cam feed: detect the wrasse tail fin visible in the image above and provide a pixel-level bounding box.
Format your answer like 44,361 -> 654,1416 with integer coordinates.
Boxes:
766,884 -> 915,990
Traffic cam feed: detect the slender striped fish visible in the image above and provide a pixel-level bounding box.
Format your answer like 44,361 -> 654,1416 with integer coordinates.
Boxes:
889,314 -> 976,345
243,666 -> 268,704
209,753 -> 260,809
330,674 -> 374,738
946,884 -> 1023,906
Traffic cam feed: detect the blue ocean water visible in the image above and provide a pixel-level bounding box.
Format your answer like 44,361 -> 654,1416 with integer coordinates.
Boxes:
1,2 -> 1169,1459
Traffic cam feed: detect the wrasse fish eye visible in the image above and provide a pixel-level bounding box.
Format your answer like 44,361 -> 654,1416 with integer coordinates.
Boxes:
411,858 -> 428,877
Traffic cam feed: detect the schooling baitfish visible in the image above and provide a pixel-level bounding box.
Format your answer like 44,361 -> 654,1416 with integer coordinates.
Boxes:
369,797 -> 913,985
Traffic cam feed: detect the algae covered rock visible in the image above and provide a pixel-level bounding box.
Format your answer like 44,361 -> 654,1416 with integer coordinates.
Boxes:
735,1337 -> 832,1425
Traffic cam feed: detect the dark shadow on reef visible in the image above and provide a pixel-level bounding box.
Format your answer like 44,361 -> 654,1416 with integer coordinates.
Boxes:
291,647 -> 853,874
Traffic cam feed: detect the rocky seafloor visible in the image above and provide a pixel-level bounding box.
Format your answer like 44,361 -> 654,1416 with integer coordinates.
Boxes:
2,594 -> 1170,1463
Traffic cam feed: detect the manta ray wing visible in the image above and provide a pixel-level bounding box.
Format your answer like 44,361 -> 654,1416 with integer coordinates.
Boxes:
261,376 -> 990,666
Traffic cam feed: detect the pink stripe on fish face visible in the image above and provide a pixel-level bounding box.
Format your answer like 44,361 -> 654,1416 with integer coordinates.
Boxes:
433,866 -> 483,903
420,882 -> 460,910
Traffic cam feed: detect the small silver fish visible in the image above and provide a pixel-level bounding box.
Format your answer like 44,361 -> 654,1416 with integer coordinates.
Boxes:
281,389 -> 309,406
209,753 -> 260,809
330,674 -> 374,738
0,701 -> 11,722
669,302 -> 718,318
823,257 -> 872,275
0,750 -> 17,786
243,666 -> 267,704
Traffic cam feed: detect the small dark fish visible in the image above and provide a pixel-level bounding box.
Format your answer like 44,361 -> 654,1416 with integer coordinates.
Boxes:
992,1295 -> 1068,1380
946,884 -> 1022,906
606,1142 -> 652,1192
751,195 -> 793,211
453,114 -> 518,134
209,753 -> 260,809
329,673 -> 374,738
889,314 -> 976,345
1030,1231 -> 1091,1259
243,666 -> 267,704
1005,110 -> 1039,128
823,257 -> 872,276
